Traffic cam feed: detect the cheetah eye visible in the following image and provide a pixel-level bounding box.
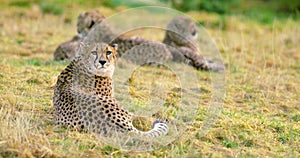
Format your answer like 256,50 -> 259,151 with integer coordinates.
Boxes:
91,51 -> 97,55
191,30 -> 197,36
106,51 -> 112,55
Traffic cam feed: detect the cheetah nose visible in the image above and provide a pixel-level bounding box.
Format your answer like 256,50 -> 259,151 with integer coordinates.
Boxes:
99,59 -> 106,66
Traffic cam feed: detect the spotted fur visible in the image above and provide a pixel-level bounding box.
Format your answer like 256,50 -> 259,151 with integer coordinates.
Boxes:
53,43 -> 168,137
53,10 -> 224,71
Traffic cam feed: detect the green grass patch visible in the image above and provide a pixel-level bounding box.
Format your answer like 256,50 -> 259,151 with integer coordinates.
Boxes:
242,140 -> 254,147
222,138 -> 239,148
25,58 -> 41,66
9,1 -> 33,8
38,2 -> 64,15
291,114 -> 300,122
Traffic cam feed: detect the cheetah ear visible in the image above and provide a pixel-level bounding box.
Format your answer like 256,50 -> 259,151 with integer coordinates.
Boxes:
75,42 -> 87,58
79,42 -> 86,48
79,11 -> 86,18
111,44 -> 118,50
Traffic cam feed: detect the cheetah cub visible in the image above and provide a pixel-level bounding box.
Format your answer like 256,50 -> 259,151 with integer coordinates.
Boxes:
53,42 -> 168,137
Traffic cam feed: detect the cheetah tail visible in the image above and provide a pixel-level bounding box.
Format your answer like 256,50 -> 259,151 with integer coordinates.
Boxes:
141,119 -> 169,137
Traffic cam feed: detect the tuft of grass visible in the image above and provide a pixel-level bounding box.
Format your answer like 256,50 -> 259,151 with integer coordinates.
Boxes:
9,1 -> 32,8
222,138 -> 239,148
25,59 -> 41,66
291,114 -> 300,122
242,140 -> 254,147
38,2 -> 64,15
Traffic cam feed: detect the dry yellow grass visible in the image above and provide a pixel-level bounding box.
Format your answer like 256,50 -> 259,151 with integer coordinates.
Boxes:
0,2 -> 299,157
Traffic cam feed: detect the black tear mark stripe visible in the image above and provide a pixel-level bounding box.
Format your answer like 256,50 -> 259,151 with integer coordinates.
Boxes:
93,53 -> 99,67
107,54 -> 111,62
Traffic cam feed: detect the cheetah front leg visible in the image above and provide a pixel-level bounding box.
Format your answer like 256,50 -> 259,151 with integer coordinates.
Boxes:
178,47 -> 225,71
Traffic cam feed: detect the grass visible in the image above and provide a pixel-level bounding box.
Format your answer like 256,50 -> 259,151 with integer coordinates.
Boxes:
0,1 -> 299,157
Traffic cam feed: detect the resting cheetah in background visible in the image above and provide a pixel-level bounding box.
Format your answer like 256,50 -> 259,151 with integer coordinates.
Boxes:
53,10 -> 105,60
86,14 -> 224,71
53,42 -> 168,137
54,10 -> 224,71
111,16 -> 224,71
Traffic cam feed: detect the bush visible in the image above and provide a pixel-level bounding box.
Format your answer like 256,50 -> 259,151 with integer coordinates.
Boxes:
170,0 -> 239,14
271,0 -> 300,13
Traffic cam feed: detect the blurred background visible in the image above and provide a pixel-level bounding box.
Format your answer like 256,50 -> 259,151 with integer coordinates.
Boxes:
4,0 -> 300,25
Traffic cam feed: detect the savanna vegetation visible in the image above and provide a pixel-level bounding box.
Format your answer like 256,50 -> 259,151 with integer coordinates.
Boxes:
0,0 -> 299,157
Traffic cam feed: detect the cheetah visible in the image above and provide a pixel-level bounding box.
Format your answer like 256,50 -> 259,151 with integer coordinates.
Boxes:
53,10 -> 224,71
53,42 -> 168,137
110,16 -> 224,71
53,10 -> 105,61
86,15 -> 224,71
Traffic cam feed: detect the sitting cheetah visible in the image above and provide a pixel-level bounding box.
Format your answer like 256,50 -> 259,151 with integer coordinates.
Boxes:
53,10 -> 105,60
53,42 -> 168,137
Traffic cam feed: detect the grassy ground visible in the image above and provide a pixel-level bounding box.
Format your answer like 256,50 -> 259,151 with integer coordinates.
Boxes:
0,1 -> 299,157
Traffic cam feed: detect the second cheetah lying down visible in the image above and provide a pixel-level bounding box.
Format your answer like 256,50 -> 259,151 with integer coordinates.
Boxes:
54,10 -> 224,71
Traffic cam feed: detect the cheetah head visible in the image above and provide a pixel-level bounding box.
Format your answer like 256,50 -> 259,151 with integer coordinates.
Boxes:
165,16 -> 198,48
79,43 -> 118,77
77,10 -> 106,37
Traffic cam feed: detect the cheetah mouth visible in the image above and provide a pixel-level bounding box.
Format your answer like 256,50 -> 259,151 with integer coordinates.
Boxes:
97,65 -> 106,69
94,64 -> 106,69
